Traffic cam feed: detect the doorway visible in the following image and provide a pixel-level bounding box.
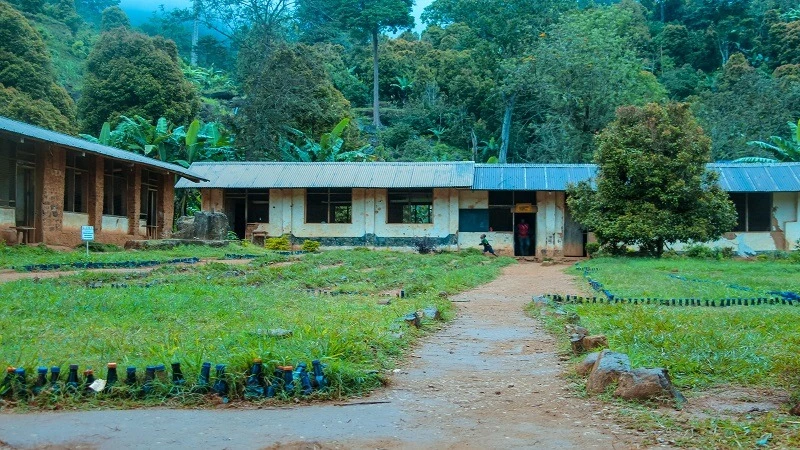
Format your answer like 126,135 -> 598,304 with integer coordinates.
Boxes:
225,197 -> 246,239
514,213 -> 536,256
15,166 -> 34,227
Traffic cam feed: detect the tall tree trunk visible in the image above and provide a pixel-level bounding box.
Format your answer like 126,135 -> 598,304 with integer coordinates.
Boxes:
372,26 -> 381,128
470,128 -> 478,162
190,0 -> 200,66
499,93 -> 516,163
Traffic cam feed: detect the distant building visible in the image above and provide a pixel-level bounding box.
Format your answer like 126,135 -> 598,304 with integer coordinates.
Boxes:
176,160 -> 800,255
0,116 -> 205,247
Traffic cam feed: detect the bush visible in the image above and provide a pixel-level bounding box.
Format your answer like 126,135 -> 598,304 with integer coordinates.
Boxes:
225,231 -> 239,241
585,242 -> 601,257
414,237 -> 435,254
265,235 -> 291,251
301,240 -> 321,252
684,244 -> 715,258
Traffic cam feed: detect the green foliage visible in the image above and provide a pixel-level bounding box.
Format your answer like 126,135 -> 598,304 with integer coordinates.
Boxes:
585,242 -> 601,257
237,43 -> 354,159
683,244 -> 734,259
301,240 -> 321,252
737,119 -> 800,163
280,118 -> 373,162
265,235 -> 291,251
0,1 -> 76,132
99,5 -> 129,31
567,103 -> 737,257
78,27 -> 199,133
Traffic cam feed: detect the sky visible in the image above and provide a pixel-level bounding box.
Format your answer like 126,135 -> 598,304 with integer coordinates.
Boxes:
119,0 -> 434,32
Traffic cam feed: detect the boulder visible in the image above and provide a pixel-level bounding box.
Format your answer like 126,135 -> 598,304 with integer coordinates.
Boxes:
576,352 -> 600,376
586,350 -> 631,394
422,307 -> 441,321
581,335 -> 608,351
614,367 -> 683,402
570,334 -> 585,355
565,324 -> 589,338
531,295 -> 551,307
208,213 -> 229,240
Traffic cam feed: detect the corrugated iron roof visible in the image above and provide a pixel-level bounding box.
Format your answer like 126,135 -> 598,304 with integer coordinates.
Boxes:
473,164 -> 598,191
711,162 -> 800,192
175,161 -> 475,189
0,116 -> 206,181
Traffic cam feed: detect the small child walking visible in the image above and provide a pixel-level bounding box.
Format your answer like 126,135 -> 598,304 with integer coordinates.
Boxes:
480,234 -> 498,256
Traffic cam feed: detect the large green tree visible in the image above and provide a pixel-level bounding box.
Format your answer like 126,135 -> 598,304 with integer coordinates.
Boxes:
0,1 -> 76,132
78,27 -> 199,132
298,0 -> 414,127
567,103 -> 736,257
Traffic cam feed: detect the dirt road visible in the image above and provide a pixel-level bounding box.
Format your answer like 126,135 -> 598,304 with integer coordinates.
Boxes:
0,261 -> 639,449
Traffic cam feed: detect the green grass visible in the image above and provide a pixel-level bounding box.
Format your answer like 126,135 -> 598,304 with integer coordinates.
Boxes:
531,256 -> 800,449
0,242 -> 274,270
0,248 -> 514,407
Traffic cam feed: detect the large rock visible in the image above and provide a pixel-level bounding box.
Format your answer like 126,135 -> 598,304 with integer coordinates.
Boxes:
581,334 -> 608,352
576,352 -> 600,376
614,367 -> 683,402
586,350 -> 631,394
173,211 -> 229,240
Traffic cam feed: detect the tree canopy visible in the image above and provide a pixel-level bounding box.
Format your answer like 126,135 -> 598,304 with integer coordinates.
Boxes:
567,103 -> 737,257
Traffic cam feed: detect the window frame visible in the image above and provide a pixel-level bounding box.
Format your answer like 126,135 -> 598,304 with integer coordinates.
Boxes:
305,188 -> 352,224
730,192 -> 772,232
223,189 -> 270,223
387,189 -> 434,224
0,142 -> 15,208
103,161 -> 128,217
64,151 -> 89,213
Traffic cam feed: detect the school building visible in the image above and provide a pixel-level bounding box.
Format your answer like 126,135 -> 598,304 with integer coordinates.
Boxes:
176,161 -> 800,256
0,116 -> 204,247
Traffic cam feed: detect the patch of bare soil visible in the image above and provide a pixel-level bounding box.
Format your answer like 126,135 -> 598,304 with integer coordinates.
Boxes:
675,386 -> 790,419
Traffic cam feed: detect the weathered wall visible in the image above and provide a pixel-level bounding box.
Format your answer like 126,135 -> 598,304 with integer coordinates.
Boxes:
213,188 -> 459,249
535,191 -> 565,257
0,207 -> 15,243
459,231 -> 514,255
458,190 -> 488,209
201,188 -> 224,213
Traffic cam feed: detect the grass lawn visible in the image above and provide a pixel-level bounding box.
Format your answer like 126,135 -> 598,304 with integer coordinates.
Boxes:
534,256 -> 800,449
0,246 -> 514,407
0,241 -> 275,270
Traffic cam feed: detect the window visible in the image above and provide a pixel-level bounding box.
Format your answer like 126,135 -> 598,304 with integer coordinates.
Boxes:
730,193 -> 772,232
223,189 -> 270,223
306,188 -> 351,223
64,151 -> 88,213
103,161 -> 128,216
0,142 -> 14,208
388,190 -> 433,224
488,191 -> 536,231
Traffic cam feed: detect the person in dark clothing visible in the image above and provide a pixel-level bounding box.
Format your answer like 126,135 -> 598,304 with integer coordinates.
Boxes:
517,219 -> 530,256
480,234 -> 498,256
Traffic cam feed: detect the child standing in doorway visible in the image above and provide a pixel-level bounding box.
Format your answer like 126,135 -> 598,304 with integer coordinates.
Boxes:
480,234 -> 498,257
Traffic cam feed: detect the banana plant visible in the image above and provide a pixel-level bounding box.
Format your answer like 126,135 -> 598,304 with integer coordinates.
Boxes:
280,118 -> 373,162
736,119 -> 800,163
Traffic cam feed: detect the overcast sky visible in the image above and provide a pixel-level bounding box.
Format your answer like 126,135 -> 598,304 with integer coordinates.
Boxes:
119,0 -> 433,32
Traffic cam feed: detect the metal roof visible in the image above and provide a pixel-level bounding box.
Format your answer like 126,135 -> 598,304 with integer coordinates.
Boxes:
0,116 -> 206,181
175,161 -> 475,189
473,164 -> 598,191
710,162 -> 800,192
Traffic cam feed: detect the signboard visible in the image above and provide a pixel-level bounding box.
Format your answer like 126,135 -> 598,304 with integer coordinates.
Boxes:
81,225 -> 95,241
513,203 -> 537,213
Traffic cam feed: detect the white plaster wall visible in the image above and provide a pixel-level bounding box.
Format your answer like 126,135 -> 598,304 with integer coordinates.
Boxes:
536,191 -> 565,256
62,212 -> 89,230
0,207 -> 16,244
459,190 -> 488,209
101,216 -> 129,233
290,188 -> 367,238
459,231 -> 514,255
776,192 -> 799,248
372,188 -> 455,242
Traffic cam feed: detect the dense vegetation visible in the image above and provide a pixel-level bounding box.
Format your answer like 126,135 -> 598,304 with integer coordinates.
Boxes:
2,0 -> 800,163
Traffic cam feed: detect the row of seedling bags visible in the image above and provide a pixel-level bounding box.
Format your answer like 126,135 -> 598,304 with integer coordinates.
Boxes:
546,293 -> 797,307
21,257 -> 200,272
0,359 -> 327,401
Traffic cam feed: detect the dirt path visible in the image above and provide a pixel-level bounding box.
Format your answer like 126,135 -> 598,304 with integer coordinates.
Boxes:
0,261 -> 640,449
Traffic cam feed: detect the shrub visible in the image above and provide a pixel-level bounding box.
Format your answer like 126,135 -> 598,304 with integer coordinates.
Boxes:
684,244 -> 715,258
414,237 -> 435,255
585,242 -> 601,257
225,231 -> 239,241
301,240 -> 321,252
265,235 -> 291,251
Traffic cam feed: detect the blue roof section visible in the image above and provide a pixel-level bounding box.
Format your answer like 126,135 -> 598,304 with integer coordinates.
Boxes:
711,163 -> 800,192
176,161 -> 475,189
0,116 -> 206,181
473,164 -> 597,191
